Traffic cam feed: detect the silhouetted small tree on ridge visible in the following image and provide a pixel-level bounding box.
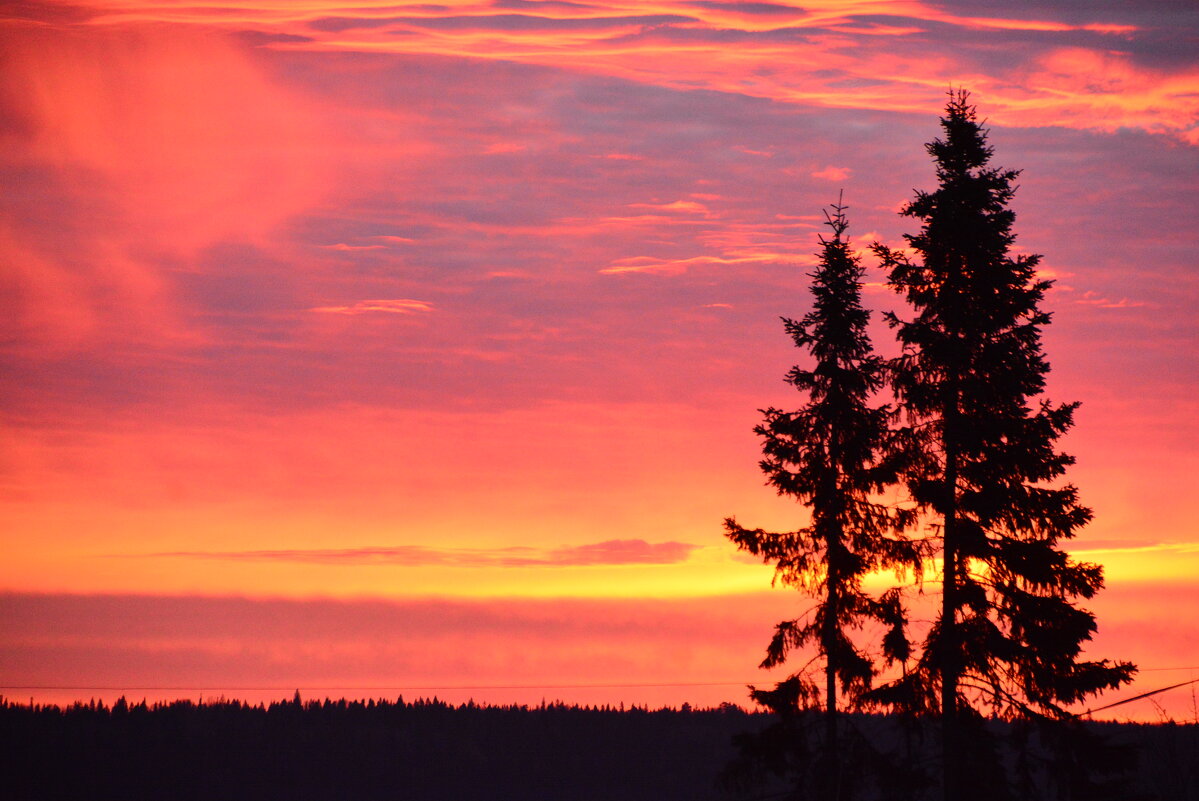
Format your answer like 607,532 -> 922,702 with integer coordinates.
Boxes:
725,198 -> 921,799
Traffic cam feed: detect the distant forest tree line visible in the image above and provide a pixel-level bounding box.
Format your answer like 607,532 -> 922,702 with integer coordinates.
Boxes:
2,695 -> 1196,801
724,91 -> 1136,800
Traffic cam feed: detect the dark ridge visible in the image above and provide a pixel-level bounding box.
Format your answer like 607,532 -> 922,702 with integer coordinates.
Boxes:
0,696 -> 772,801
2,697 -> 1197,800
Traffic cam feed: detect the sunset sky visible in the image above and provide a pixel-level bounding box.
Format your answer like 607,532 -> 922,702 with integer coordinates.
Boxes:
2,0 -> 1197,719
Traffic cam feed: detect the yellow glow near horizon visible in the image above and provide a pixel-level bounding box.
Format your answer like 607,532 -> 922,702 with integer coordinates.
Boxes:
2,0 -> 1196,723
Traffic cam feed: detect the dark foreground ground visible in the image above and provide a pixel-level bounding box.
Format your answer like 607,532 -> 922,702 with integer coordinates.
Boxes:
1,696 -> 1196,800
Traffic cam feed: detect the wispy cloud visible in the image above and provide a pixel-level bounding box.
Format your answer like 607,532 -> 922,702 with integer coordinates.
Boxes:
600,252 -> 796,275
320,243 -> 387,251
1076,291 -> 1147,310
310,299 -> 435,315
627,200 -> 711,214
732,146 -> 773,157
1072,540 -> 1199,555
811,165 -> 851,181
139,539 -> 699,567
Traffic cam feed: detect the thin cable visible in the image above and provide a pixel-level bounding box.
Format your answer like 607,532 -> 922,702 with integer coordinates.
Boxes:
1081,677 -> 1199,716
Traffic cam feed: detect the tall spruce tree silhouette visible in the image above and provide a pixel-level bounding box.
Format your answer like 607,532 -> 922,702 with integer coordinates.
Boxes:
726,198 -> 918,800
871,91 -> 1135,800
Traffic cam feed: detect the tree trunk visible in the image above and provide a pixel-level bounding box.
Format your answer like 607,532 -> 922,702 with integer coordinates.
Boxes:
826,572 -> 839,801
941,407 -> 960,801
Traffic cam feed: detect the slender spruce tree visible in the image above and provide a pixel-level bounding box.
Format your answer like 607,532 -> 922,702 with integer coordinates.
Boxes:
870,91 -> 1135,800
725,198 -> 918,800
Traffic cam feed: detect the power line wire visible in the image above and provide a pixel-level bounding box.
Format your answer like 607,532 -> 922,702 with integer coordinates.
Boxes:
5,668 -> 1199,694
1081,677 -> 1199,716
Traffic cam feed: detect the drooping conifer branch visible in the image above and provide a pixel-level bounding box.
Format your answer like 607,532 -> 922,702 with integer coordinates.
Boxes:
725,197 -> 921,800
871,90 -> 1136,801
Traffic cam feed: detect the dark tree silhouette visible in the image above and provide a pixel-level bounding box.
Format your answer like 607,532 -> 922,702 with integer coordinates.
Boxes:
870,91 -> 1136,800
725,198 -> 919,799
0,696 -> 771,801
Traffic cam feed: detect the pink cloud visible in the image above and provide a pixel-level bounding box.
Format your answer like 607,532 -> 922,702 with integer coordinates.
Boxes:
1075,290 -> 1147,309
600,252 -> 795,275
311,299 -> 435,315
733,146 -> 773,157
628,200 -> 711,214
321,243 -> 388,251
811,165 -> 852,181
140,539 -> 698,567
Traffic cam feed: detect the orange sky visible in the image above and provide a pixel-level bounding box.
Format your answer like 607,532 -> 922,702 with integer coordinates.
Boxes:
2,0 -> 1197,720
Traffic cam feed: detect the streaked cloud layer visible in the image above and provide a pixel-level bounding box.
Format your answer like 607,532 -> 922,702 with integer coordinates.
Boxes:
1,0 -> 1196,710
4,587 -> 1197,719
11,0 -> 1196,142
145,538 -> 699,566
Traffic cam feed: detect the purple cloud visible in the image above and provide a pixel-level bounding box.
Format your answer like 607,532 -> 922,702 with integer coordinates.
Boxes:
140,539 -> 699,567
